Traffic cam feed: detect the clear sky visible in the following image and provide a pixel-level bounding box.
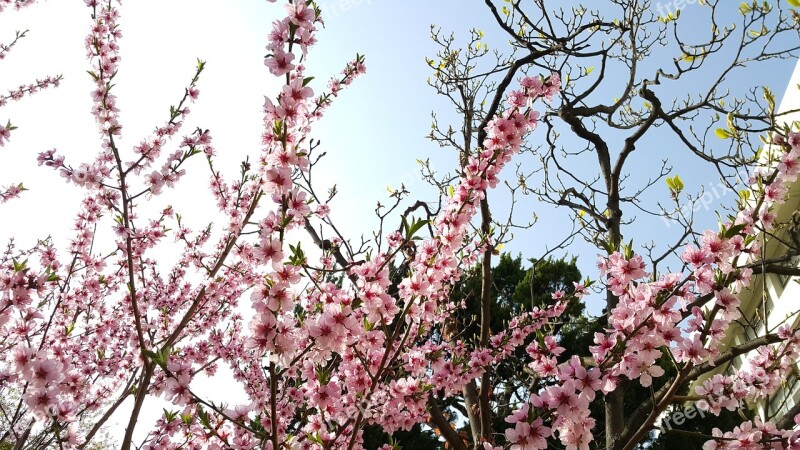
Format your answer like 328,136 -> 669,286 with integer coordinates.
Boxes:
1,0 -> 798,440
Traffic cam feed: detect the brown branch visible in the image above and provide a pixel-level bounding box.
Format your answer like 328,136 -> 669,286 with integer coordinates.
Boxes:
427,394 -> 468,450
776,400 -> 800,430
477,195 -> 493,443
620,332 -> 785,447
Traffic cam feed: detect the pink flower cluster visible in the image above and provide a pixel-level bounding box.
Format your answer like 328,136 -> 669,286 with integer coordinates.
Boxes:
703,417 -> 800,450
0,0 -> 37,13
0,182 -> 23,203
0,1 -> 61,204
4,0 -> 800,449
697,325 -> 800,414
0,75 -> 61,108
500,130 -> 800,448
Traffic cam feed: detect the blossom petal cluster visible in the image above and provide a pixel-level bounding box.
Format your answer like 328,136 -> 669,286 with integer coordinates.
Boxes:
3,1 -> 800,450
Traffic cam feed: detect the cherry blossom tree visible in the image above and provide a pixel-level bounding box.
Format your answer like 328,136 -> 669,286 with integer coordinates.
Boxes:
0,1 -> 799,450
423,0 -> 800,449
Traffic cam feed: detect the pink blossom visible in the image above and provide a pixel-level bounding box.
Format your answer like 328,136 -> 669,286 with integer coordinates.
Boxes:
265,48 -> 295,76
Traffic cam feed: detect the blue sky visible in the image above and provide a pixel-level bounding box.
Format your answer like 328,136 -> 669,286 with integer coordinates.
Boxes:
300,0 -> 800,314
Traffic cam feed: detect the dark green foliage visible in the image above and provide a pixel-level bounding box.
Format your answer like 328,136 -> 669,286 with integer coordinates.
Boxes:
384,253 -> 586,449
452,254 -> 588,446
451,253 -> 585,342
361,423 -> 441,450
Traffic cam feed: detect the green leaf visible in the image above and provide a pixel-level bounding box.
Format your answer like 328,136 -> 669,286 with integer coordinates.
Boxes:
738,189 -> 751,202
715,128 -> 732,139
12,258 -> 27,272
666,176 -> 683,196
288,242 -> 306,266
163,409 -> 178,423
673,175 -> 684,192
764,87 -> 776,112
724,223 -> 747,239
726,112 -> 736,132
197,405 -> 210,428
598,238 -> 616,254
622,239 -> 634,259
789,0 -> 800,7
660,12 -> 679,23
406,218 -> 429,239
